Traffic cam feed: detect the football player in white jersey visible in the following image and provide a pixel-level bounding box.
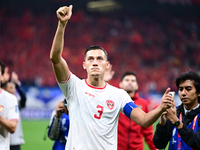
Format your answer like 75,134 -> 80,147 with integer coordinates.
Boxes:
2,70 -> 26,150
50,5 -> 174,150
0,61 -> 19,150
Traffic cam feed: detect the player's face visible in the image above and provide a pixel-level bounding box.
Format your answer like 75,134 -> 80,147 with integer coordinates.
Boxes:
4,82 -> 16,94
83,49 -> 109,78
178,80 -> 200,109
119,75 -> 138,93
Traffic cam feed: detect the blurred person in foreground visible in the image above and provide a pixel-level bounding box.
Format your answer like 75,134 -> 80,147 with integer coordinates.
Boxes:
104,69 -> 156,150
0,61 -> 19,150
48,99 -> 70,150
153,71 -> 200,150
2,68 -> 26,150
50,5 -> 174,149
118,72 -> 157,150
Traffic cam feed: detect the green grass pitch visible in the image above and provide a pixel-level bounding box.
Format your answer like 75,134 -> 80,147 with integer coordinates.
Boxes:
21,120 -> 54,150
21,120 -> 167,150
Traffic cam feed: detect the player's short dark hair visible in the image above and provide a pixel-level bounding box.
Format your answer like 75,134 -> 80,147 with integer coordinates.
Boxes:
121,72 -> 137,82
84,45 -> 108,61
176,71 -> 200,93
0,61 -> 5,75
1,80 -> 13,89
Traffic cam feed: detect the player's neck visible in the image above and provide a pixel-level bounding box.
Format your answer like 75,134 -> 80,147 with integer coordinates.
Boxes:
87,77 -> 105,88
128,92 -> 136,98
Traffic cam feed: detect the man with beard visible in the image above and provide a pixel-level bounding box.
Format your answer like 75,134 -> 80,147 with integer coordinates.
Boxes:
118,72 -> 157,150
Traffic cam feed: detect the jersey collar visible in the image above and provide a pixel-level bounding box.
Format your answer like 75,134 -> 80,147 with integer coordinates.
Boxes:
85,79 -> 107,89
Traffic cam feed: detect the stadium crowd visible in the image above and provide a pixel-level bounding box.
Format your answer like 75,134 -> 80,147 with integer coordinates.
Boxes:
0,4 -> 200,94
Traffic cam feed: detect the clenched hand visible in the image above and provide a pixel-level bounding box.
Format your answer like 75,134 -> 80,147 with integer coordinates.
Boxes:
56,5 -> 73,26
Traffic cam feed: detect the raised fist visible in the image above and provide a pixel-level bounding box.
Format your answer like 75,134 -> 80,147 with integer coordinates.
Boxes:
56,5 -> 73,25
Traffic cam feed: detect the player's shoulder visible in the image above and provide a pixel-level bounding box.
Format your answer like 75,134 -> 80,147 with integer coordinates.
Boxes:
2,90 -> 17,101
2,89 -> 12,96
107,84 -> 127,94
58,72 -> 81,84
70,72 -> 84,84
107,83 -> 118,90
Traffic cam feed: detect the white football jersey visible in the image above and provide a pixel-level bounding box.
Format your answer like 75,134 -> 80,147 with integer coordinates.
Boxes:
58,73 -> 134,150
0,89 -> 19,150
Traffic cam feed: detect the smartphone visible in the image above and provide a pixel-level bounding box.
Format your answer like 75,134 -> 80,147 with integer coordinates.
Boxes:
168,91 -> 175,98
169,91 -> 175,108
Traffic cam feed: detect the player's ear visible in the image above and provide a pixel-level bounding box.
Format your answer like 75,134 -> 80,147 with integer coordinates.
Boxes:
83,62 -> 86,70
136,83 -> 139,91
106,61 -> 110,69
197,92 -> 200,98
119,82 -> 122,88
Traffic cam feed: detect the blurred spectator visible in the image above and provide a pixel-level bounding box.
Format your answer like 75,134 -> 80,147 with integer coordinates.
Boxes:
0,61 -> 19,150
0,3 -> 199,93
118,72 -> 157,150
48,100 -> 70,150
2,68 -> 26,150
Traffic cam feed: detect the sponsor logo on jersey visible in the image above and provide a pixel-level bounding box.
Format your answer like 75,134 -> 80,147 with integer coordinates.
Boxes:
85,92 -> 95,97
106,100 -> 115,110
0,105 -> 4,112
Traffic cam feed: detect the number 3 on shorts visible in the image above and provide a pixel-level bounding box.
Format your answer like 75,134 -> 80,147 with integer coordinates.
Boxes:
94,105 -> 104,119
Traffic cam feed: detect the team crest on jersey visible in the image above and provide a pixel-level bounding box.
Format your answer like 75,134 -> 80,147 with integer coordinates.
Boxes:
106,100 -> 115,110
0,105 -> 4,112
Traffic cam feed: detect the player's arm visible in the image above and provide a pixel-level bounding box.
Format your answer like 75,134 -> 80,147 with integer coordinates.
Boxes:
129,88 -> 174,127
12,71 -> 27,109
50,5 -> 73,82
48,110 -> 61,140
0,115 -> 17,133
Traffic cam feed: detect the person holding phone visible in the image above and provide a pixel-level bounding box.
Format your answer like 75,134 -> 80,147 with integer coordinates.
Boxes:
48,99 -> 69,150
153,71 -> 200,150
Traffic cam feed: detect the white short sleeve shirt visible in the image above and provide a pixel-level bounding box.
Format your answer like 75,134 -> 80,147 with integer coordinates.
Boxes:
58,73 -> 133,150
0,89 -> 19,150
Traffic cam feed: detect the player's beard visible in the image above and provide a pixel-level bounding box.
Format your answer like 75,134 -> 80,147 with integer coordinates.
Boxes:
124,86 -> 135,94
91,74 -> 100,78
126,89 -> 134,94
91,71 -> 100,77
